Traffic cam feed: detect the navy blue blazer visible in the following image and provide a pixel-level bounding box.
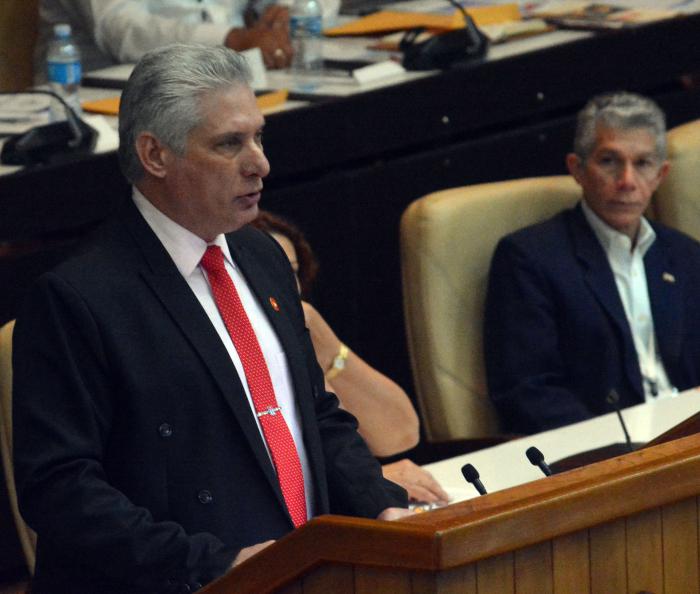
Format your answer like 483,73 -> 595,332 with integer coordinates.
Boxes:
484,203 -> 700,435
13,200 -> 406,594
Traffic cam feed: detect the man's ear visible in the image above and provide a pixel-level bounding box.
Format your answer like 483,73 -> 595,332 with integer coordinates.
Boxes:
135,132 -> 171,179
565,153 -> 584,185
655,160 -> 671,186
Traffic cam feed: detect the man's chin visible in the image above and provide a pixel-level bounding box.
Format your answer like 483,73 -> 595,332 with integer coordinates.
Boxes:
244,200 -> 260,219
606,215 -> 642,238
229,202 -> 260,233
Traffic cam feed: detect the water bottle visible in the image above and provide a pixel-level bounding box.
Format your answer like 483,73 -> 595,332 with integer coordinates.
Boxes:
290,0 -> 323,74
46,23 -> 82,117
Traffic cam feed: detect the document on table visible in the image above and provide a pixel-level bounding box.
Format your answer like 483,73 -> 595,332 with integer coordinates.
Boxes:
0,94 -> 51,136
533,0 -> 700,13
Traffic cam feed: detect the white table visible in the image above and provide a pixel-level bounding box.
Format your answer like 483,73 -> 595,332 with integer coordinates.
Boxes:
425,387 -> 700,503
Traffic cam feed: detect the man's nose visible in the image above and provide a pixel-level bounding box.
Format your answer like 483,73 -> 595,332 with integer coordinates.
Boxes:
617,161 -> 636,187
243,144 -> 271,178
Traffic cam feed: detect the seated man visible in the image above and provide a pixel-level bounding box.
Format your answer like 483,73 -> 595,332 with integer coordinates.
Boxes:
36,0 -> 295,73
484,92 -> 700,434
13,44 -> 407,594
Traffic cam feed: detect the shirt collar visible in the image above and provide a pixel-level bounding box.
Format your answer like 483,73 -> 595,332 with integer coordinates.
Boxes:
581,199 -> 655,258
132,187 -> 235,276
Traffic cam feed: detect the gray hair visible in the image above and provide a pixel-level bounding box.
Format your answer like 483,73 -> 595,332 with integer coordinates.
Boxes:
118,43 -> 252,183
573,91 -> 667,162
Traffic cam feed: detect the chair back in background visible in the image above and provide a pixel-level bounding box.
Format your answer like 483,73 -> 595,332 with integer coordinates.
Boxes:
0,320 -> 36,574
0,0 -> 39,91
655,118 -> 700,243
400,176 -> 581,441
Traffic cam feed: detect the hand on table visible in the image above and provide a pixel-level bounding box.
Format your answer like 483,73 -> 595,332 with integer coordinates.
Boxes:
225,6 -> 293,69
382,459 -> 450,505
231,539 -> 275,567
377,507 -> 414,521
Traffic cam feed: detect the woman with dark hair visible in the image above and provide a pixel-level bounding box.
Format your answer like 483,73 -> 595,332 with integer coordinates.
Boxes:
252,211 -> 448,504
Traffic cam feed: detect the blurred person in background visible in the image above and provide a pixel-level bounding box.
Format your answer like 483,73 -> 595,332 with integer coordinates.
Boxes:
35,0 -> 307,73
252,210 -> 450,505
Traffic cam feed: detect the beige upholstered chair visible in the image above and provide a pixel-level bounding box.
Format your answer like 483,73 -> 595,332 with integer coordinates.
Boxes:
0,0 -> 39,91
400,176 -> 582,441
0,320 -> 36,574
654,118 -> 700,243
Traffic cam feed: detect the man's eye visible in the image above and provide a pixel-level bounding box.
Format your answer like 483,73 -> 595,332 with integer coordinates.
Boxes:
636,158 -> 654,169
255,132 -> 264,146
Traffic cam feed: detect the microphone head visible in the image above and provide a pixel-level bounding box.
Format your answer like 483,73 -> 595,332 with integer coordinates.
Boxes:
526,446 -> 544,466
461,463 -> 480,483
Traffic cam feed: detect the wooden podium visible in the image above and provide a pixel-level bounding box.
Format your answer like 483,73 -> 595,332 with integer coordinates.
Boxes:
203,433 -> 700,593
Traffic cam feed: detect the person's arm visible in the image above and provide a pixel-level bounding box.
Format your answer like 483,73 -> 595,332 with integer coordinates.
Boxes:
483,237 -> 594,434
302,301 -> 419,457
309,358 -> 410,518
88,0 -> 291,68
13,274 -> 239,591
382,459 -> 449,504
301,302 -> 448,504
226,5 -> 293,68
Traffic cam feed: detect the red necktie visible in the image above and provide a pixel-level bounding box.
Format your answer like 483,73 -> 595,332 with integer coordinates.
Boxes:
200,245 -> 307,528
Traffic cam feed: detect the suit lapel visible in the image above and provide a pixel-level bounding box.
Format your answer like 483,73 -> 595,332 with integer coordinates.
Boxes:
228,233 -> 325,505
645,231 -> 683,365
568,206 -> 643,396
227,233 -> 317,423
120,203 -> 285,507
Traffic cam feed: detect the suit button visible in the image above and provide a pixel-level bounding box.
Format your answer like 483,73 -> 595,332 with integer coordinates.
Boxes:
158,423 -> 173,438
191,582 -> 202,591
197,490 -> 213,504
165,578 -> 182,593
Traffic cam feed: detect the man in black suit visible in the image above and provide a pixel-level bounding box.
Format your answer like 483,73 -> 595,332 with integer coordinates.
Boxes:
484,92 -> 700,435
13,44 -> 407,593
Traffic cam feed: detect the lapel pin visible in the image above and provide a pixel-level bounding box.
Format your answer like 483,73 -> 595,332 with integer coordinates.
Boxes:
662,272 -> 676,284
269,297 -> 280,311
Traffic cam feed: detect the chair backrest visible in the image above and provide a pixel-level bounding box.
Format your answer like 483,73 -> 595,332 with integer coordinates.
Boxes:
0,0 -> 39,91
400,176 -> 581,441
0,320 -> 36,575
654,118 -> 700,243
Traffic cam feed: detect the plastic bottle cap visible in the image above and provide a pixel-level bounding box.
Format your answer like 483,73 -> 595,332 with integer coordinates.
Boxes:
54,23 -> 72,38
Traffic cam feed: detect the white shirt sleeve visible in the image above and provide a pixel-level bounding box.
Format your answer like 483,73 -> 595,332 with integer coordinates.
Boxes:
88,0 -> 238,64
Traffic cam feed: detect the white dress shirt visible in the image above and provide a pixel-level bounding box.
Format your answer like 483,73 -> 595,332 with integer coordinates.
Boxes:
36,0 -> 339,78
37,0 -> 250,77
133,188 -> 313,518
582,200 -> 675,402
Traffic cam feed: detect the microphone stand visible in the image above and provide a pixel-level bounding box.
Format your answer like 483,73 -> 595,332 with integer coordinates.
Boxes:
400,0 -> 488,70
445,0 -> 486,54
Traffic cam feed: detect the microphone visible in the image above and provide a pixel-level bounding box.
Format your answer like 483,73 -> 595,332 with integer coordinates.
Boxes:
0,89 -> 97,166
461,463 -> 488,496
525,446 -> 552,477
607,389 -> 634,452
